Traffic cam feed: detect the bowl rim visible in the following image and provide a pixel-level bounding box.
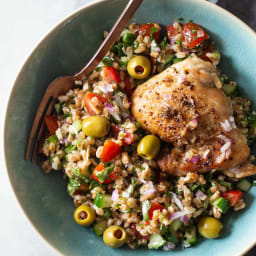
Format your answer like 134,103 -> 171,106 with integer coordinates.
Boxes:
4,0 -> 256,255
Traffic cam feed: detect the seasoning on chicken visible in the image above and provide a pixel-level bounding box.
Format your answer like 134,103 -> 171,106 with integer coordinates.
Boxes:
131,57 -> 256,178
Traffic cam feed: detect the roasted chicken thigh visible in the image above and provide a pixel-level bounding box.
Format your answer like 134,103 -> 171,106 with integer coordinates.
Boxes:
132,57 -> 256,178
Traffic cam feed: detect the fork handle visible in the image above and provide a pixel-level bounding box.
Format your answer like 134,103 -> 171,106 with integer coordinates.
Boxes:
74,0 -> 143,80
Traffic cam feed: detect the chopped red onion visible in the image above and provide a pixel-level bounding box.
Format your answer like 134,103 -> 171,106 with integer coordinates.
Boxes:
181,215 -> 189,224
105,102 -> 121,122
111,189 -> 119,202
170,192 -> 183,210
140,181 -> 156,195
170,209 -> 194,221
221,119 -> 232,132
163,242 -> 176,251
98,83 -> 113,94
191,155 -> 199,164
195,190 -> 207,200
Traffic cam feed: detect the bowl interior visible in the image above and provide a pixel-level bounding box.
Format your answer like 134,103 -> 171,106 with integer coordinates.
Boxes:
5,0 -> 256,255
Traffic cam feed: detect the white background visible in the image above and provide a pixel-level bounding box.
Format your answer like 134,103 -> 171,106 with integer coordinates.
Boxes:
0,1 -> 93,255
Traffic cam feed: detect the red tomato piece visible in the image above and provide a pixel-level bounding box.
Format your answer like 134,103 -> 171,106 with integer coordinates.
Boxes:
166,24 -> 178,43
137,23 -> 161,42
102,66 -> 120,84
222,190 -> 243,207
101,140 -> 121,162
183,22 -> 209,49
148,202 -> 164,220
92,163 -> 117,184
44,116 -> 58,134
83,92 -> 107,115
111,125 -> 134,146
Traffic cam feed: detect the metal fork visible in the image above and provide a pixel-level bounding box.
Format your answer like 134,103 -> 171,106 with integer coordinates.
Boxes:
26,0 -> 143,162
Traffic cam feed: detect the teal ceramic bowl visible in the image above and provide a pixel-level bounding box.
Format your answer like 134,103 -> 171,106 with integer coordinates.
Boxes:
4,0 -> 256,255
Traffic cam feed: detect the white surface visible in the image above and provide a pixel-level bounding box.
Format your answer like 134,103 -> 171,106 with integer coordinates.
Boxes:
0,1 -> 93,255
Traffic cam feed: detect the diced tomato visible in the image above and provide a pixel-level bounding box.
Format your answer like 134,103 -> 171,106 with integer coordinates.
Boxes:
83,92 -> 107,115
92,163 -> 117,184
137,23 -> 161,42
166,24 -> 178,43
102,66 -> 120,84
101,140 -> 121,162
44,116 -> 58,134
148,202 -> 164,220
183,22 -> 209,49
112,125 -> 134,146
123,73 -> 133,97
222,190 -> 243,207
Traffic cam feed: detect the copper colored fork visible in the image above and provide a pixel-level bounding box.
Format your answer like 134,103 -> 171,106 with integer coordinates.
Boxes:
26,0 -> 143,162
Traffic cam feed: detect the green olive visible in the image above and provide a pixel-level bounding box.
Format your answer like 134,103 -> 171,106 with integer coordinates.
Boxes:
82,116 -> 110,137
127,55 -> 151,79
74,205 -> 96,226
103,225 -> 127,248
137,135 -> 160,160
198,217 -> 223,239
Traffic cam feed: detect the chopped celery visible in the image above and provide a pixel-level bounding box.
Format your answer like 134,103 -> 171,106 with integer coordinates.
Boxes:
142,200 -> 151,221
148,234 -> 166,249
93,221 -> 108,236
94,193 -> 112,208
237,179 -> 251,192
214,197 -> 230,214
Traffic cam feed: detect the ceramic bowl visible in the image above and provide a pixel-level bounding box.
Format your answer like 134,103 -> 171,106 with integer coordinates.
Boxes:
4,0 -> 256,255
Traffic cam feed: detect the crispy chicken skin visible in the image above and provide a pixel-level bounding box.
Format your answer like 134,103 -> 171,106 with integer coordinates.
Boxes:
132,57 -> 256,178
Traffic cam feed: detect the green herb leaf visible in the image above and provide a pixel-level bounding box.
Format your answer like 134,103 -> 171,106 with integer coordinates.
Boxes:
94,163 -> 115,183
71,167 -> 88,183
102,56 -> 113,67
63,113 -> 72,119
67,178 -> 80,196
150,26 -> 158,40
160,36 -> 167,49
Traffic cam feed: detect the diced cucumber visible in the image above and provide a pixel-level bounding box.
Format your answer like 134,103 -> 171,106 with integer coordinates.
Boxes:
93,221 -> 108,236
214,197 -> 230,214
170,219 -> 183,232
184,226 -> 197,247
148,234 -> 166,249
223,83 -> 237,96
142,200 -> 151,221
237,179 -> 252,192
94,193 -> 112,208
122,30 -> 136,46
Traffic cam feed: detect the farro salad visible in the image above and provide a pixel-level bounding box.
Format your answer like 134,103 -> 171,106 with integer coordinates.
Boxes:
41,20 -> 256,250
